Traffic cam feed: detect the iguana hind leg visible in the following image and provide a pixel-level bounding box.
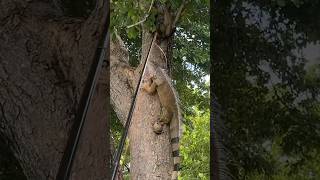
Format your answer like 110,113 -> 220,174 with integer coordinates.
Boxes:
152,121 -> 163,134
159,107 -> 172,124
152,107 -> 171,134
152,107 -> 172,134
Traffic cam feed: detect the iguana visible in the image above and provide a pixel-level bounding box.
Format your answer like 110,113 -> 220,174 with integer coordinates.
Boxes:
142,64 -> 182,180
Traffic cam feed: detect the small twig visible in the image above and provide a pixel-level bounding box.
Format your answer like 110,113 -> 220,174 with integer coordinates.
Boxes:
126,0 -> 155,29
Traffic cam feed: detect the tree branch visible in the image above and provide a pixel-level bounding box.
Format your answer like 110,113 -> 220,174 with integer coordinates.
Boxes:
173,0 -> 190,27
110,36 -> 135,125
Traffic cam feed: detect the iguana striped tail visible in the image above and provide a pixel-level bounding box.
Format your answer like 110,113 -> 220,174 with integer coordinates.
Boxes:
170,113 -> 180,180
157,67 -> 182,180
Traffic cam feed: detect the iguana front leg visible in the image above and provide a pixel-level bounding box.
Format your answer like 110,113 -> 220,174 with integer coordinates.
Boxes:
142,77 -> 157,94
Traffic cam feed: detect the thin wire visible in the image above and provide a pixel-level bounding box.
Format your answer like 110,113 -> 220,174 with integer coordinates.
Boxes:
111,32 -> 158,180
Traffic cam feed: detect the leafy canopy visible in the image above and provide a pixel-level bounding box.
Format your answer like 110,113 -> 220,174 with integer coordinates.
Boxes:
213,0 -> 320,178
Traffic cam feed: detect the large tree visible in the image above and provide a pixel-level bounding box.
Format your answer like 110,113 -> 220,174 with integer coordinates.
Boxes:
0,0 -> 110,179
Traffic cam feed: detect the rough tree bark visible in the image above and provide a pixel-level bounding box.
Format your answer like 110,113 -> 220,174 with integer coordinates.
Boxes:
110,28 -> 175,179
0,0 -> 110,179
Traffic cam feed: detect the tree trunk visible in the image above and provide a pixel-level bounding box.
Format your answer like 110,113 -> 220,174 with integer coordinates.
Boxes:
0,0 -> 110,179
110,30 -> 174,179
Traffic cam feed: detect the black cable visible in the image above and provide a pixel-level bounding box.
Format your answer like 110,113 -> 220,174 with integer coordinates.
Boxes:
111,33 -> 158,180
55,10 -> 110,180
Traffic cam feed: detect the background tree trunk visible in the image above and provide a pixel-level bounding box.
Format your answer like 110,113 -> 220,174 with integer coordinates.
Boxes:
0,0 -> 110,179
110,31 -> 174,179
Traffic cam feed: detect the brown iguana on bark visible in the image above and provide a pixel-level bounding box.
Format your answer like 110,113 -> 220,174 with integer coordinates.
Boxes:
142,63 -> 182,180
